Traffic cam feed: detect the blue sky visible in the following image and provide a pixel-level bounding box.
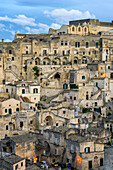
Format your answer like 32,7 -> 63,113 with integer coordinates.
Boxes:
0,0 -> 113,41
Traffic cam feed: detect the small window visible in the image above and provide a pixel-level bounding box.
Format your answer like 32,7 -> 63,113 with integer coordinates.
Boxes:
12,57 -> 14,61
15,164 -> 18,170
6,89 -> 8,93
5,109 -> 7,113
72,27 -> 75,32
95,102 -> 97,106
63,111 -> 66,114
65,41 -> 68,46
9,66 -> 11,69
61,41 -> 63,46
43,50 -> 47,56
56,123 -> 58,126
21,162 -> 23,167
26,51 -> 28,54
35,51 -> 37,54
30,62 -> 32,65
75,42 -> 80,47
101,67 -> 103,70
6,125 -> 8,130
9,50 -> 12,54
86,42 -> 89,48
26,46 -> 28,49
28,144 -> 30,150
78,27 -> 81,32
108,66 -> 110,69
70,96 -> 72,100
85,147 -> 90,153
82,76 -> 85,80
33,88 -> 38,93
96,42 -> 98,48
54,50 -> 57,55
22,89 -> 25,94
89,51 -> 91,55
30,120 -> 33,124
74,97 -> 76,100
83,51 -> 85,55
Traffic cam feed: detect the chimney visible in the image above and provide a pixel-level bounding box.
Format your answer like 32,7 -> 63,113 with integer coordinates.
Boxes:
2,39 -> 4,43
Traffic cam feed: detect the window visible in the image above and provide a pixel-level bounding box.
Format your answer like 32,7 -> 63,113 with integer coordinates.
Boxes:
85,147 -> 90,153
56,123 -> 58,126
95,102 -> 97,106
20,121 -> 23,128
33,88 -> 38,93
9,50 -> 12,54
96,82 -> 98,86
100,158 -> 103,166
74,97 -> 76,100
108,66 -> 110,69
63,111 -> 66,114
12,57 -> 14,61
70,95 -> 73,99
6,89 -> 8,93
5,109 -> 7,113
83,51 -> 85,55
78,27 -> 81,32
21,162 -> 23,167
82,76 -> 85,80
15,164 -> 18,170
101,67 -> 103,70
106,49 -> 108,54
9,108 -> 12,114
61,41 -> 63,46
6,125 -> 8,130
72,27 -> 75,31
96,42 -> 98,48
28,144 -> 30,150
43,50 -> 47,56
26,46 -> 28,49
30,62 -> 32,65
26,51 -> 28,54
35,51 -> 37,54
75,42 -> 80,48
16,108 -> 19,112
54,50 -> 57,55
89,51 -> 91,55
86,42 -> 89,48
30,120 -> 33,124
9,66 -> 11,69
65,41 -> 68,46
22,89 -> 25,94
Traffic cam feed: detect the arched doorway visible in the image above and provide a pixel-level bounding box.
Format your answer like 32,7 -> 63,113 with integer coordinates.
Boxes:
54,73 -> 60,79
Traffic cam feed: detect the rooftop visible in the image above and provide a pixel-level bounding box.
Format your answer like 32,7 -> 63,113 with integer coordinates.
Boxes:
3,154 -> 24,165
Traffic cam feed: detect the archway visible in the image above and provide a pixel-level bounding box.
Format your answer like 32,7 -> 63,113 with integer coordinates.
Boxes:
43,58 -> 51,65
45,116 -> 53,126
35,58 -> 40,65
54,72 -> 60,79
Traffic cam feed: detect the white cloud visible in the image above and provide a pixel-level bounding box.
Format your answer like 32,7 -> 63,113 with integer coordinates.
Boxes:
25,22 -> 61,34
4,39 -> 12,42
0,15 -> 37,26
44,9 -> 95,24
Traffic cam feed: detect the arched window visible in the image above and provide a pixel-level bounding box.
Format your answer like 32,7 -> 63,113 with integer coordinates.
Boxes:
72,27 -> 75,32
85,147 -> 90,153
78,27 -> 81,32
84,27 -> 87,32
33,88 -> 38,93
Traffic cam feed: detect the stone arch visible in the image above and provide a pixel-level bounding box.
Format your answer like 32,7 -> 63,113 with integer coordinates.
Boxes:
63,57 -> 68,65
53,58 -> 61,65
84,26 -> 88,34
82,56 -> 87,64
35,57 -> 40,65
74,57 -> 78,64
45,116 -> 53,126
78,26 -> 81,32
71,25 -> 75,32
43,57 -> 51,65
